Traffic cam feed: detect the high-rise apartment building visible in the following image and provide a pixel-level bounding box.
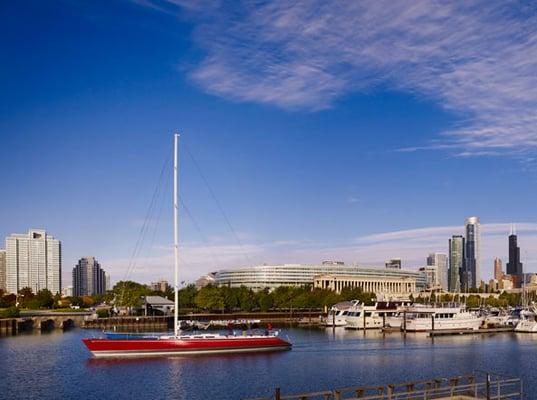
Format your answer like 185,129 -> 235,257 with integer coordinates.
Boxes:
5,229 -> 61,294
419,265 -> 438,289
0,249 -> 6,292
72,257 -> 108,297
150,279 -> 169,292
427,253 -> 448,291
506,227 -> 523,287
494,257 -> 503,281
464,216 -> 480,290
449,235 -> 465,292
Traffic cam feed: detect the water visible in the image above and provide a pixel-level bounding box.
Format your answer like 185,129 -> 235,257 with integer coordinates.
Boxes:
0,327 -> 535,399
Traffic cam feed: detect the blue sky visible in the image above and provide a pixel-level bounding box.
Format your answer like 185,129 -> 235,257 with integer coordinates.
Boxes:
1,1 -> 537,285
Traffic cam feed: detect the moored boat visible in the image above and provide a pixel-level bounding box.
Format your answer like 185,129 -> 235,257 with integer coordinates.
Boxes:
82,134 -> 292,357
344,300 -> 409,330
321,301 -> 356,327
515,308 -> 537,333
84,332 -> 291,357
404,303 -> 483,332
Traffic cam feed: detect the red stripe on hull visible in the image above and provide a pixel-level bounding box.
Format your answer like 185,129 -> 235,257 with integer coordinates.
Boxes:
83,336 -> 291,357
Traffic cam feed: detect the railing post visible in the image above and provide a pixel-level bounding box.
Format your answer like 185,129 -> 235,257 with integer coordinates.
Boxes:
275,387 -> 281,400
334,389 -> 341,400
486,373 -> 490,400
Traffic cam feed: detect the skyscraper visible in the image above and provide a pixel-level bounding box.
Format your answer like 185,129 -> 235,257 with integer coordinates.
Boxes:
0,249 -> 6,292
493,257 -> 503,281
506,226 -> 523,287
427,252 -> 448,291
464,216 -> 480,290
5,229 -> 61,294
72,257 -> 108,297
449,235 -> 465,292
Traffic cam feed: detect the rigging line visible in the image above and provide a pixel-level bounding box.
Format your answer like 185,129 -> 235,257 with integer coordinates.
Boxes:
179,197 -> 223,271
184,142 -> 253,267
147,159 -> 172,259
124,170 -> 162,280
128,152 -> 171,275
119,148 -> 170,304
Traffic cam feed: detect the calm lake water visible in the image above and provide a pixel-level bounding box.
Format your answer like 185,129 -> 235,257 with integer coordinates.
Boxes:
0,327 -> 535,399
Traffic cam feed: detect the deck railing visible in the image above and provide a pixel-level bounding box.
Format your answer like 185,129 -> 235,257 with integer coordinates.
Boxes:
246,372 -> 522,400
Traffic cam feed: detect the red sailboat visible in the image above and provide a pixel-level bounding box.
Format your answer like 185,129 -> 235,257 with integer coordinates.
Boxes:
82,134 -> 292,358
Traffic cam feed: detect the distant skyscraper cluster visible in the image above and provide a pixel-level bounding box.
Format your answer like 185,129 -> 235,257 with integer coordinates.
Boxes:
444,217 -> 481,292
0,228 -> 111,296
72,256 -> 110,297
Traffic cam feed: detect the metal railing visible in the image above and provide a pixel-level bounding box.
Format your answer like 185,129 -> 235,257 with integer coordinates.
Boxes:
246,372 -> 522,400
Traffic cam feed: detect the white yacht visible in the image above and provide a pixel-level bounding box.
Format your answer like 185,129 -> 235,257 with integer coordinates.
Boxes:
404,303 -> 483,332
483,308 -> 511,328
345,301 -> 408,330
515,308 -> 537,332
321,301 -> 356,327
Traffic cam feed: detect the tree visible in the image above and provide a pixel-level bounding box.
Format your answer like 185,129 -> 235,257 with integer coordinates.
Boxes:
465,295 -> 481,308
0,293 -> 16,308
0,306 -> 20,318
177,285 -> 197,309
221,286 -> 240,311
113,281 -> 150,311
82,296 -> 95,307
70,297 -> 84,307
18,287 -> 34,308
257,289 -> 274,312
35,289 -> 54,309
340,287 -> 376,305
238,287 -> 257,312
195,286 -> 225,311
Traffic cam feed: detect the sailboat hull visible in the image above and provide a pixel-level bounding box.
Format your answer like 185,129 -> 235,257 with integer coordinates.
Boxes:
83,336 -> 292,358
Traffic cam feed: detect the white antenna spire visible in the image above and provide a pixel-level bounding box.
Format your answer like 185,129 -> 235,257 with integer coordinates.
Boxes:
173,133 -> 180,336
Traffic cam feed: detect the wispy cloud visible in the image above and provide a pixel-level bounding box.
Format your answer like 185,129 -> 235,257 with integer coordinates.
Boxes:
138,1 -> 537,157
104,222 -> 537,284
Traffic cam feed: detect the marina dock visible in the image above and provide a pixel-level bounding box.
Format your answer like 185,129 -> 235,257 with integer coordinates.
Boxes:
428,327 -> 515,337
379,326 -> 516,336
246,372 -> 522,400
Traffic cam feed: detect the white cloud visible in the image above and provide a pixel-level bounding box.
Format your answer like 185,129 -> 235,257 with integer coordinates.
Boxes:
104,222 -> 537,285
138,0 -> 537,157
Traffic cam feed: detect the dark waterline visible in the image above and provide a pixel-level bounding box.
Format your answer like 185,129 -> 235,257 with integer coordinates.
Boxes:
0,327 -> 534,399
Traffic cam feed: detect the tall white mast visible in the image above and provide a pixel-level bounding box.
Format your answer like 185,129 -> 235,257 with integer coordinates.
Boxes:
173,133 -> 180,336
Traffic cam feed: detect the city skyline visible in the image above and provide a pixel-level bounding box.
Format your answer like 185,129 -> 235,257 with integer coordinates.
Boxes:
2,2 -> 537,285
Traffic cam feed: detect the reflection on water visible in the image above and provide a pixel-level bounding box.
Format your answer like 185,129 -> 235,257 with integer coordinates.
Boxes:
0,327 -> 535,400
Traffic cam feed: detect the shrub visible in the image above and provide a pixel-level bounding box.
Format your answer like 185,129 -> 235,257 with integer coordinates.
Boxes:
0,306 -> 20,318
96,309 -> 109,318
